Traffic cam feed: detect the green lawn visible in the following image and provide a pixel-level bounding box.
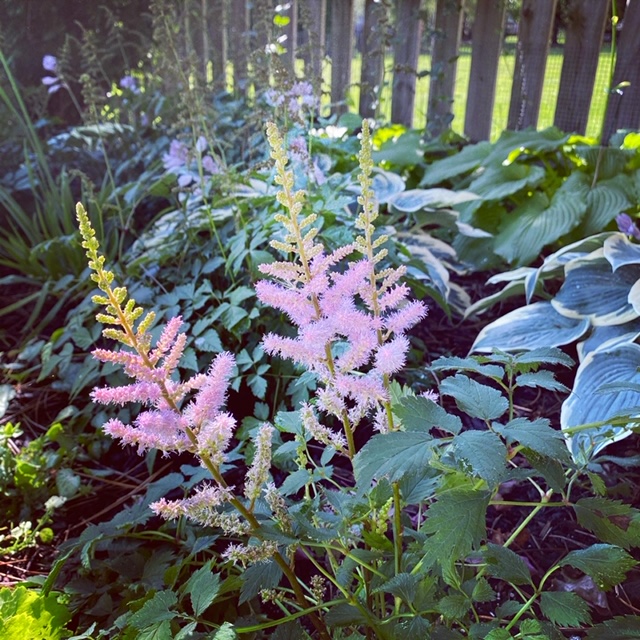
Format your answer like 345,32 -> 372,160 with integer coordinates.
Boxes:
343,46 -> 613,140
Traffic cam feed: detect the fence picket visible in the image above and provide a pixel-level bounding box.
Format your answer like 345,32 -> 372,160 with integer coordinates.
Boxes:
330,0 -> 355,114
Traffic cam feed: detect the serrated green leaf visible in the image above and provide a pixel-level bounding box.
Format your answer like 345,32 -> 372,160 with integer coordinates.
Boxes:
515,371 -> 568,392
372,573 -> 418,604
485,630 -> 512,640
521,449 -> 567,491
136,620 -> 173,640
471,577 -> 496,603
494,418 -> 570,463
353,431 -> 436,493
212,621 -> 237,640
399,467 -> 440,504
128,591 -> 178,630
585,615 -> 640,639
430,355 -> 504,379
573,497 -> 640,549
394,395 -> 462,434
437,593 -> 471,620
440,374 -> 508,420
472,302 -> 589,353
325,602 -> 368,627
482,543 -> 533,586
539,590 -> 591,627
184,562 -> 221,616
422,489 -> 490,569
560,543 -> 637,590
239,560 -> 282,604
448,430 -> 507,486
194,328 -> 223,352
514,347 -> 574,367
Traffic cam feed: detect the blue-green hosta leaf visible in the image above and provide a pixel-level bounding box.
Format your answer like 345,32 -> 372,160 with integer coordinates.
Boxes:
562,343 -> 640,460
582,178 -> 633,236
552,255 -> 640,326
604,233 -> 640,271
389,188 -> 478,214
398,230 -> 450,297
539,591 -> 591,627
577,318 -> 640,360
422,489 -> 490,570
573,497 -> 640,550
439,375 -> 508,420
468,163 -> 546,202
447,430 -> 508,486
420,141 -> 492,186
482,543 -> 533,586
368,168 -> 406,204
494,174 -> 588,266
560,544 -> 637,591
472,301 -> 589,352
353,431 -> 436,493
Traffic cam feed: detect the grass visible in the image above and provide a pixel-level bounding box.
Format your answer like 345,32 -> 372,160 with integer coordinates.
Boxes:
342,44 -> 614,140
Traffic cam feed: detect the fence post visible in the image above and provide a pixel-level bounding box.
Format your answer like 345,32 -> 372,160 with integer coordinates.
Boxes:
391,0 -> 423,127
282,0 -> 299,70
211,0 -> 229,89
228,0 -> 250,93
330,0 -> 355,115
427,0 -> 465,136
603,0 -> 640,141
507,0 -> 557,130
554,0 -> 609,135
464,0 -> 507,141
300,0 -> 326,88
359,0 -> 388,119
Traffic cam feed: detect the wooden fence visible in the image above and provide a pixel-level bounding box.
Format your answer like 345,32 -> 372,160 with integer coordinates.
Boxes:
184,0 -> 640,142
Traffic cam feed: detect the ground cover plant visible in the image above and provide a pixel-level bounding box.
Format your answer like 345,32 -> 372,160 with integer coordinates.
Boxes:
2,4 -> 640,639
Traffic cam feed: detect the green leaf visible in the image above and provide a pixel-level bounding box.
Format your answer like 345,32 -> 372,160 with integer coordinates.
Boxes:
440,374 -> 508,420
468,162 -> 546,201
194,328 -> 223,352
448,430 -> 507,486
552,257 -> 640,326
128,591 -> 178,629
515,371 -> 568,392
136,620 -> 173,640
585,615 -> 640,639
430,355 -> 504,379
494,418 -> 570,462
539,590 -> 591,627
582,178 -> 633,236
184,562 -> 221,616
562,343 -> 640,459
437,593 -> 471,620
372,573 -> 418,604
481,543 -> 533,586
471,577 -> 496,603
422,488 -> 490,569
239,560 -> 283,604
55,468 -> 81,498
212,621 -> 238,640
353,431 -> 436,493
573,497 -> 640,549
472,302 -> 589,352
394,395 -> 462,434
560,544 -> 637,590
420,141 -> 492,186
484,630 -> 512,640
513,347 -> 574,368
494,175 -> 588,266
325,602 -> 368,627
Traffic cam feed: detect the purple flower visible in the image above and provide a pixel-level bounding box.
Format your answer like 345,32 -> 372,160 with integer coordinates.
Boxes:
616,213 -> 640,240
119,75 -> 140,94
42,55 -> 57,72
42,54 -> 65,94
163,139 -> 189,171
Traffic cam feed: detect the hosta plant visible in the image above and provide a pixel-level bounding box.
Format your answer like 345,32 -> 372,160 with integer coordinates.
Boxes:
469,224 -> 640,463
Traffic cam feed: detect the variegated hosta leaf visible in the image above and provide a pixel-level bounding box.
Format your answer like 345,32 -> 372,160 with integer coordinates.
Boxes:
577,318 -> 640,361
471,301 -> 590,352
562,342 -> 640,461
552,256 -> 640,326
346,168 -> 406,204
388,188 -> 478,214
603,233 -> 640,271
